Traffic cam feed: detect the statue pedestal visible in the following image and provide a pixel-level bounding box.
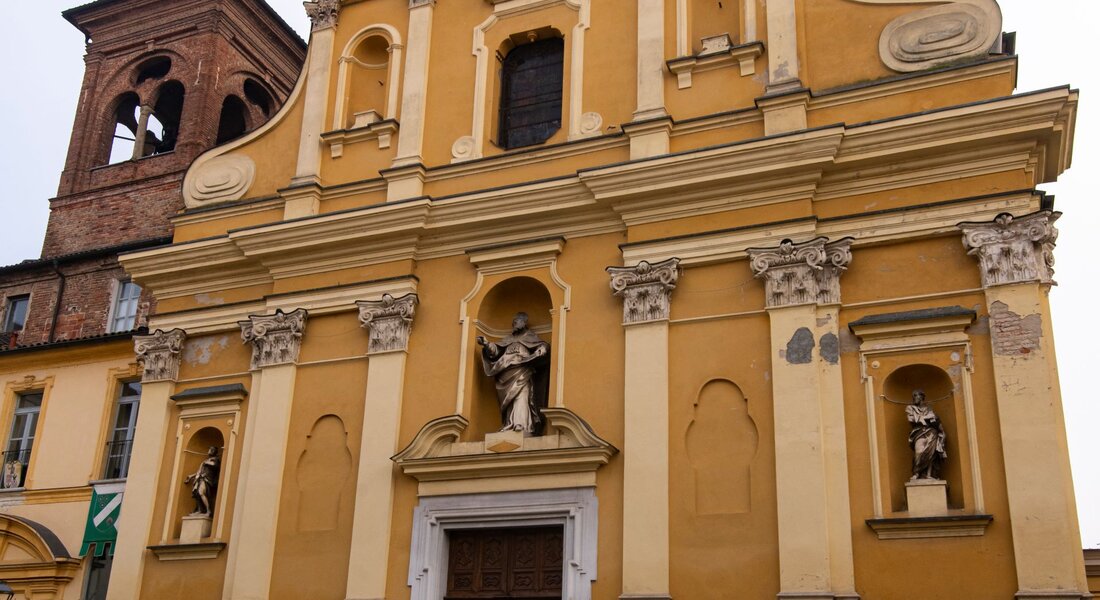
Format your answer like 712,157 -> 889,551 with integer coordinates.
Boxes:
905,478 -> 948,516
180,514 -> 212,544
485,430 -> 525,453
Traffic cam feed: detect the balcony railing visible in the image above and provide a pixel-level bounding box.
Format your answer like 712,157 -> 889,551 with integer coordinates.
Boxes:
1,447 -> 32,489
102,438 -> 134,480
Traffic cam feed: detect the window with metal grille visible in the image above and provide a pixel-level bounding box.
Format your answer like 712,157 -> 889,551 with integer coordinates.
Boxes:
110,281 -> 142,333
498,38 -> 564,150
102,381 -> 141,480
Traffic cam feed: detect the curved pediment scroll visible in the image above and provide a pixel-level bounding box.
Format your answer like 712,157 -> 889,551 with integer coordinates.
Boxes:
847,0 -> 1003,72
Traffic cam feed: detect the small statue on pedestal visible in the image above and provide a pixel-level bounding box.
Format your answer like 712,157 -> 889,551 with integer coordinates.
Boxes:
184,446 -> 221,516
476,312 -> 551,435
905,390 -> 947,480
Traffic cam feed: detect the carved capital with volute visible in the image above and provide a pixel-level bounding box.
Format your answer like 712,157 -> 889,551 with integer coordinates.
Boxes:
357,293 -> 418,354
607,258 -> 681,324
239,309 -> 308,369
304,0 -> 340,30
134,329 -> 186,383
958,211 -> 1060,288
748,237 -> 853,308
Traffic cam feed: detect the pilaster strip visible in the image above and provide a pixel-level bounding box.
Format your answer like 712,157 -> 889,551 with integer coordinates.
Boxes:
357,293 -> 418,354
239,309 -> 308,369
607,258 -> 681,325
958,211 -> 1060,288
134,329 -> 186,383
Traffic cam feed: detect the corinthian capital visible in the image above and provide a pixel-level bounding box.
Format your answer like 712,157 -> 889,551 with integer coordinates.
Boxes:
748,237 -> 853,308
607,258 -> 681,324
357,293 -> 418,354
304,0 -> 340,30
134,329 -> 186,383
239,309 -> 308,369
958,211 -> 1060,288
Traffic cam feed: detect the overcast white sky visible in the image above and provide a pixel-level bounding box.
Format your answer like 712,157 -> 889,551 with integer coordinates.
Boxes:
0,1 -> 1096,546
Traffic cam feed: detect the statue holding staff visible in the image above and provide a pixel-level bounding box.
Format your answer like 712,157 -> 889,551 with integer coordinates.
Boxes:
476,312 -> 550,435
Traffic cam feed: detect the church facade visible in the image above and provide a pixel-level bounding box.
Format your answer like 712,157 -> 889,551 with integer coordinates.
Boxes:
92,0 -> 1091,599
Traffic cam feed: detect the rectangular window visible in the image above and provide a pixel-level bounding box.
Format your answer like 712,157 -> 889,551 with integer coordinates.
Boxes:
498,38 -> 565,150
82,551 -> 114,600
2,295 -> 29,333
3,391 -> 43,489
110,281 -> 142,333
102,381 -> 141,480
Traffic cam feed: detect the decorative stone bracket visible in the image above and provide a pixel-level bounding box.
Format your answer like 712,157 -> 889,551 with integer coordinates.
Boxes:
958,211 -> 1060,288
606,258 -> 681,324
357,293 -> 418,354
134,329 -> 186,383
304,0 -> 340,30
747,237 -> 853,308
239,308 -> 308,369
393,408 -> 617,496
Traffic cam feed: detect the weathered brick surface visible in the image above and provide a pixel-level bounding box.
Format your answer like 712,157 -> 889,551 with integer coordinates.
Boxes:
1,0 -> 304,349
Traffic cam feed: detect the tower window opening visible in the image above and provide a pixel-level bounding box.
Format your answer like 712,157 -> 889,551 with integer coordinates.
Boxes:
498,36 -> 564,150
216,95 -> 250,144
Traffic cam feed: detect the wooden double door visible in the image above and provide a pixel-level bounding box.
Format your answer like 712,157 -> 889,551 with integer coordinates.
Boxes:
445,526 -> 564,600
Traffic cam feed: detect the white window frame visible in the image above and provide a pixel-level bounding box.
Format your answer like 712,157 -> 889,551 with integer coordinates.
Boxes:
408,488 -> 599,600
103,381 -> 141,479
3,391 -> 43,489
108,280 -> 142,333
2,295 -> 29,333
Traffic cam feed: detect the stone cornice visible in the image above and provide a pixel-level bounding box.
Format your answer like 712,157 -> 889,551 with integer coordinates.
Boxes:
357,293 -> 418,354
747,237 -> 853,308
239,309 -> 308,369
134,329 -> 186,383
607,258 -> 681,324
958,211 -> 1060,288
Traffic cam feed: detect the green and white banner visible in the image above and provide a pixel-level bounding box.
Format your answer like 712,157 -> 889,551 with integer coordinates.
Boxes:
80,488 -> 123,557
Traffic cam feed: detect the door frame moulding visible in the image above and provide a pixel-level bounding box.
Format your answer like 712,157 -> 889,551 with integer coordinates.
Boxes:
407,487 -> 599,600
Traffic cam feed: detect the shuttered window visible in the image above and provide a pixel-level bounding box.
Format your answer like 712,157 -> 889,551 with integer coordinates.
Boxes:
498,38 -> 564,150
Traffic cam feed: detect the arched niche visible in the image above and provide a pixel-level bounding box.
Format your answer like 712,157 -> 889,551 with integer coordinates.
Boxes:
469,276 -> 554,438
690,0 -> 741,52
295,415 -> 353,532
883,364 -> 963,511
685,379 -> 758,515
172,426 -> 224,538
333,24 -> 404,131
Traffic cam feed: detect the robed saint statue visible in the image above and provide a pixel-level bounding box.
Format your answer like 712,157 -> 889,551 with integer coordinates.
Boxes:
477,312 -> 551,435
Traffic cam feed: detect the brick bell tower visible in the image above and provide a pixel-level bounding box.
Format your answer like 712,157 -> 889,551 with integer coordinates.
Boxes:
45,0 -> 306,258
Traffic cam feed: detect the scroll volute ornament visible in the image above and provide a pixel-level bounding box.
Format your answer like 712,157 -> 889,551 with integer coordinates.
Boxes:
239,309 -> 308,369
748,238 -> 853,308
357,293 -> 418,354
958,211 -> 1060,288
304,0 -> 340,30
134,329 -> 186,383
607,258 -> 681,324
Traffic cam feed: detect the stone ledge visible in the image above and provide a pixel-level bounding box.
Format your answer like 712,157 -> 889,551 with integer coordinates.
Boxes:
148,541 -> 226,561
866,514 -> 992,540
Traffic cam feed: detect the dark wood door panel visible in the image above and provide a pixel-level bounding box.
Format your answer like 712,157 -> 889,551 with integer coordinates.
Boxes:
446,526 -> 564,600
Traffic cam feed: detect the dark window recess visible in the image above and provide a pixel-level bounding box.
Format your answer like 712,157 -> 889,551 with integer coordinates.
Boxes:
150,81 -> 184,154
83,549 -> 114,600
135,56 -> 171,84
217,95 -> 250,144
446,526 -> 564,600
498,38 -> 564,150
244,79 -> 274,117
3,295 -> 29,333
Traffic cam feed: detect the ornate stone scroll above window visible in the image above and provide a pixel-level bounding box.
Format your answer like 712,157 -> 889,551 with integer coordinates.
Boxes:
747,237 -> 853,308
134,328 -> 186,383
239,309 -> 308,369
357,293 -> 418,354
304,0 -> 340,31
847,0 -> 1003,72
182,154 -> 255,209
607,258 -> 682,325
958,211 -> 1059,288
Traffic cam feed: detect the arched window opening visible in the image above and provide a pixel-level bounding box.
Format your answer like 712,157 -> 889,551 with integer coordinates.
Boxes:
148,80 -> 184,155
243,78 -> 274,117
345,34 -> 391,128
107,93 -> 140,164
216,95 -> 250,144
135,56 -> 172,84
498,36 -> 564,150
691,0 -> 740,53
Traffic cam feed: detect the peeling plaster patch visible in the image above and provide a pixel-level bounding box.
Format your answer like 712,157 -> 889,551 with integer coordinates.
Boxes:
785,327 -> 814,364
989,301 -> 1042,357
184,335 -> 230,365
816,314 -> 833,327
967,315 -> 990,336
819,333 -> 839,364
838,328 -> 861,354
193,293 -> 226,306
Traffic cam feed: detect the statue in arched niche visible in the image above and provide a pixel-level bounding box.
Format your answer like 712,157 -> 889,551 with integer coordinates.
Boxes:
905,389 -> 947,480
476,312 -> 550,435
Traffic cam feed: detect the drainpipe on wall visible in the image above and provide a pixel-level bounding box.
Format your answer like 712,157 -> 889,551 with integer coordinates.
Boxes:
48,259 -> 66,343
